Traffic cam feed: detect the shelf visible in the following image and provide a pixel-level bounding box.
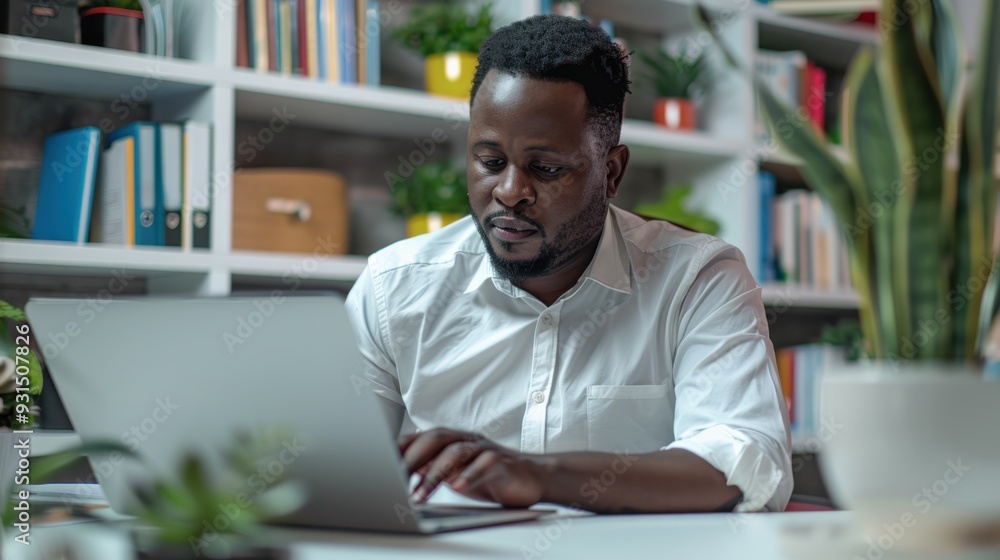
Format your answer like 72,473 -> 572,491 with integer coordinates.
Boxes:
230,68 -> 469,139
621,120 -> 748,167
576,0 -> 699,35
761,283 -> 859,309
0,239 -> 367,284
228,250 -> 367,283
0,239 -> 218,278
755,5 -> 878,68
0,35 -> 216,100
758,144 -> 852,184
791,433 -> 822,453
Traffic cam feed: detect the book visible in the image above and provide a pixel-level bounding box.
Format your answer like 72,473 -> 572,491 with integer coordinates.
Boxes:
325,0 -> 340,82
289,0 -> 301,74
758,171 -> 777,283
295,0 -> 315,76
252,0 -> 269,71
364,0 -> 379,85
305,0 -> 318,77
316,0 -> 328,80
279,0 -> 293,75
236,0 -> 249,68
267,0 -> 278,72
183,122 -> 212,250
338,0 -> 356,83
807,62 -> 827,133
245,0 -> 257,69
30,127 -> 102,243
159,123 -> 183,247
106,122 -> 163,246
90,137 -> 135,246
355,0 -> 366,84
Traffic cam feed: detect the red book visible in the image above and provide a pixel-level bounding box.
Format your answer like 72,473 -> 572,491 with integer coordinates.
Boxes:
777,349 -> 795,423
807,62 -> 827,134
266,0 -> 278,72
236,0 -> 249,68
298,0 -> 309,76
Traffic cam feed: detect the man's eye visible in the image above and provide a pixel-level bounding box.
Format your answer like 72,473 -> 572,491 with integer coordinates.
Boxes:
479,157 -> 505,169
534,164 -> 564,176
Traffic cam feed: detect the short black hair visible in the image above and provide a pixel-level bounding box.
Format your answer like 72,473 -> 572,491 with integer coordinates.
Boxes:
470,14 -> 631,151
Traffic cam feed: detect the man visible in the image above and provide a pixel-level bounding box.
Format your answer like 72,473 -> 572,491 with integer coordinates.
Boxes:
346,15 -> 791,513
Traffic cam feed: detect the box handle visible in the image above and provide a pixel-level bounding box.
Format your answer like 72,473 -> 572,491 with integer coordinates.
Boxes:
266,198 -> 312,222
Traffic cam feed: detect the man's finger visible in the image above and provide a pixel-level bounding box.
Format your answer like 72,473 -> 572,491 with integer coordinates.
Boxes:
397,431 -> 421,454
450,449 -> 501,495
402,429 -> 473,474
412,441 -> 481,503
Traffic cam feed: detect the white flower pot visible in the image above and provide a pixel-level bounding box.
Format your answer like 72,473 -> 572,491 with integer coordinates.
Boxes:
819,364 -> 1000,551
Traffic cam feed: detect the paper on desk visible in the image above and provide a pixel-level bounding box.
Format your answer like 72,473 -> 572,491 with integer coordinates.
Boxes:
414,475 -> 593,518
23,483 -> 108,505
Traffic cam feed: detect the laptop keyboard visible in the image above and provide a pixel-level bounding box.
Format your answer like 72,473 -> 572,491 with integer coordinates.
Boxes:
417,506 -> 501,519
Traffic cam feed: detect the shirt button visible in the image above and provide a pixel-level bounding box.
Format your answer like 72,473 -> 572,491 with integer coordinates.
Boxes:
532,391 -> 545,404
542,314 -> 553,326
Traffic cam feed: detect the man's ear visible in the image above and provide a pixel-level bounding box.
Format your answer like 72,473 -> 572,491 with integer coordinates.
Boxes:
605,144 -> 630,199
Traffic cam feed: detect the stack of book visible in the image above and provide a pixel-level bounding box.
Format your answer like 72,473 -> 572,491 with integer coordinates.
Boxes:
767,189 -> 852,290
30,123 -> 213,250
235,0 -> 380,86
775,343 -> 847,444
754,49 -> 827,144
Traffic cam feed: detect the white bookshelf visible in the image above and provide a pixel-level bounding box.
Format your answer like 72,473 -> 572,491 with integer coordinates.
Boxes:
761,282 -> 860,309
754,3 -> 877,67
0,0 -> 869,309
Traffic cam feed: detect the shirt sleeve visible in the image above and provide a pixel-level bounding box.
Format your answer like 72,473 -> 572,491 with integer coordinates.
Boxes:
662,242 -> 793,512
344,264 -> 405,408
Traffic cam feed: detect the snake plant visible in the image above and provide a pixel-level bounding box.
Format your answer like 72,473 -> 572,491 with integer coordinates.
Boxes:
697,0 -> 1000,363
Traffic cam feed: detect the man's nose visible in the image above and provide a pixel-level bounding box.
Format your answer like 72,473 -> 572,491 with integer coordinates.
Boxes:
493,166 -> 535,209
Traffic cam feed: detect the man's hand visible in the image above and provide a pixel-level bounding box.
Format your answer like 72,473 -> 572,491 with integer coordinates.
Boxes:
399,428 -> 548,507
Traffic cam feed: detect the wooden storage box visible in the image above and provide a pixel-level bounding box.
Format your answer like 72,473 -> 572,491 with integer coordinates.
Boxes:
232,168 -> 349,255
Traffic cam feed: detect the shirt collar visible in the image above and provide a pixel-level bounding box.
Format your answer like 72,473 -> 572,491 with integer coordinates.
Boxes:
463,208 -> 632,296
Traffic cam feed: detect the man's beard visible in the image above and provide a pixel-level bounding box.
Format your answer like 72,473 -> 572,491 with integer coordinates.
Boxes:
472,196 -> 608,285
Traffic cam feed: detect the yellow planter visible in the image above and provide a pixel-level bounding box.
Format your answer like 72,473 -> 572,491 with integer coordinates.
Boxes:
424,52 -> 478,100
406,212 -> 464,237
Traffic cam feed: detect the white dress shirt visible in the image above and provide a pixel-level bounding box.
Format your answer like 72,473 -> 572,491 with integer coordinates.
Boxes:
345,205 -> 792,512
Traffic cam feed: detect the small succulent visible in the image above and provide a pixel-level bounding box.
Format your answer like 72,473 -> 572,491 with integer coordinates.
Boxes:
0,300 -> 43,430
88,0 -> 144,10
392,3 -> 493,57
388,161 -> 469,217
131,429 -> 306,557
636,44 -> 710,100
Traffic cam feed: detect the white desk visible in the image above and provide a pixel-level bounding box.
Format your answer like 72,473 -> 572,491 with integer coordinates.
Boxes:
8,511 -> 934,560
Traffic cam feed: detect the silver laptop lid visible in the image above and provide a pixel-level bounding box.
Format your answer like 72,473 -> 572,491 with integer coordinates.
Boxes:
26,295 -> 421,532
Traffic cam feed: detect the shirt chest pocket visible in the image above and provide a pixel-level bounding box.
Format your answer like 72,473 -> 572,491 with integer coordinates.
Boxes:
586,384 -> 673,454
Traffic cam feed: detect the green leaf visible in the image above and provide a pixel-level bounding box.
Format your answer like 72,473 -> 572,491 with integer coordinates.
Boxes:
2,442 -> 135,527
636,46 -> 707,99
879,0 -> 951,360
0,301 -> 26,322
694,2 -> 882,357
967,0 -> 1000,359
392,2 -> 493,57
842,48 -> 901,358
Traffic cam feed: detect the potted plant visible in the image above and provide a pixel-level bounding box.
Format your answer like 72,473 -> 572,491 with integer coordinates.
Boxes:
389,161 -> 468,237
0,300 -> 43,510
0,300 -> 43,432
391,3 -> 493,99
632,184 -> 720,235
2,430 -> 302,559
636,45 -> 708,131
700,0 -> 1000,540
80,0 -> 145,53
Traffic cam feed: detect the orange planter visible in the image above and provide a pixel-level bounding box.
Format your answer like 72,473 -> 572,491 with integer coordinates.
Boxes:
652,98 -> 696,131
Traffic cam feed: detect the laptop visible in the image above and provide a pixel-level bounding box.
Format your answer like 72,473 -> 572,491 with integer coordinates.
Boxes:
25,295 -> 548,533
